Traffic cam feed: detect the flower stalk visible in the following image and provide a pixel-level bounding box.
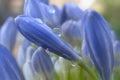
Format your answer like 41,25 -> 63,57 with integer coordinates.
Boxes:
76,58 -> 98,80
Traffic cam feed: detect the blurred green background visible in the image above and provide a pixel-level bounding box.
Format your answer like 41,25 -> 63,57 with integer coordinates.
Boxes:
101,0 -> 120,39
0,0 -> 120,38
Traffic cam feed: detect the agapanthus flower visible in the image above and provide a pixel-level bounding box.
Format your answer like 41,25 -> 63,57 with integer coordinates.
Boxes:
24,0 -> 43,19
40,3 -> 61,28
113,40 -> 120,54
61,2 -> 83,23
113,40 -> 120,66
17,39 -> 31,68
15,15 -> 79,61
61,20 -> 82,39
0,17 -> 17,52
54,57 -> 71,80
31,47 -> 54,80
0,44 -> 24,80
81,39 -> 89,58
61,20 -> 82,47
39,0 -> 49,4
111,30 -> 118,43
81,10 -> 114,80
23,46 -> 36,80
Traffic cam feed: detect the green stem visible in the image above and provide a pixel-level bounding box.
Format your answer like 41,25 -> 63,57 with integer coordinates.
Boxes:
76,58 -> 98,80
79,67 -> 84,80
54,72 -> 60,80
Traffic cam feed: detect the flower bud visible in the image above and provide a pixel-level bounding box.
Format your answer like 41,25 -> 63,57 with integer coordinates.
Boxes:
23,46 -> 36,80
17,39 -> 31,68
31,47 -> 54,80
40,3 -> 61,28
0,17 -> 17,52
81,10 -> 114,80
61,3 -> 83,23
0,44 -> 24,80
15,15 -> 79,61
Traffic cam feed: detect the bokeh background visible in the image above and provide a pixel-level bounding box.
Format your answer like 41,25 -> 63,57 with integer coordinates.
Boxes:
0,0 -> 120,38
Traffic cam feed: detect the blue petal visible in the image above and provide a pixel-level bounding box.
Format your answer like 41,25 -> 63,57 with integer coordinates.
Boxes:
40,3 -> 61,28
61,3 -> 83,23
113,40 -> 120,66
31,47 -> 54,80
36,0 -> 49,4
0,44 -> 24,80
17,39 -> 31,68
113,40 -> 120,54
81,10 -> 114,80
0,17 -> 17,52
26,46 -> 35,61
61,20 -> 82,39
111,30 -> 118,43
23,46 -> 36,80
23,61 -> 36,80
24,0 -> 43,19
15,15 -> 78,61
61,20 -> 82,47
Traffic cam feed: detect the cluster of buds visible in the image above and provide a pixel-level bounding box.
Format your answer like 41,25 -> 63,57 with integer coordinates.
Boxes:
1,0 -> 120,80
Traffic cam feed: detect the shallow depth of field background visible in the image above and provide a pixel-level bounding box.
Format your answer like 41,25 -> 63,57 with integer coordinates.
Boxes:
0,0 -> 120,38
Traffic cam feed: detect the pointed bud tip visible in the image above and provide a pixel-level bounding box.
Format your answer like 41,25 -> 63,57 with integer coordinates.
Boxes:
83,10 -> 99,18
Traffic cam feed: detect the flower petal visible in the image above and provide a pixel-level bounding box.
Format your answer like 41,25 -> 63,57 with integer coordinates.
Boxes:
0,44 -> 24,80
81,10 -> 114,80
0,17 -> 17,52
31,47 -> 54,80
15,15 -> 79,60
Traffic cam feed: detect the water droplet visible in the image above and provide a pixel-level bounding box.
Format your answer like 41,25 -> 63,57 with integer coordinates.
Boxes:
58,34 -> 61,37
49,8 -> 55,14
72,63 -> 77,67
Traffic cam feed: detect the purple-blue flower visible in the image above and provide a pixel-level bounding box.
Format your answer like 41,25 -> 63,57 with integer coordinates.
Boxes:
17,39 -> 31,68
0,44 -> 24,80
113,40 -> 120,54
111,30 -> 118,43
61,3 -> 83,23
61,20 -> 82,47
15,15 -> 79,61
23,46 -> 36,80
31,47 -> 54,80
61,20 -> 82,39
81,10 -> 114,80
40,3 -> 61,28
0,17 -> 17,52
24,0 -> 43,19
113,40 -> 120,66
39,0 -> 49,4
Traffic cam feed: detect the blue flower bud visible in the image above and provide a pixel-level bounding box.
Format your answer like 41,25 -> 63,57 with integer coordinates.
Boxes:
0,17 -> 17,52
15,15 -> 79,61
81,39 -> 90,58
113,41 -> 120,66
23,62 -> 35,80
61,3 -> 83,23
26,46 -> 35,61
31,47 -> 54,80
61,20 -> 82,40
111,30 -> 118,43
38,0 -> 49,4
40,3 -> 61,28
17,39 -> 31,68
23,46 -> 36,80
0,44 -> 24,80
61,20 -> 82,47
81,10 -> 114,80
54,57 -> 71,80
113,40 -> 120,54
24,0 -> 43,19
